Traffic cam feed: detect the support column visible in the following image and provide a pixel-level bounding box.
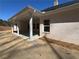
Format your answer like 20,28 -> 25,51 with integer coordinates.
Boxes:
29,17 -> 33,39
12,24 -> 19,35
54,0 -> 58,6
17,26 -> 19,35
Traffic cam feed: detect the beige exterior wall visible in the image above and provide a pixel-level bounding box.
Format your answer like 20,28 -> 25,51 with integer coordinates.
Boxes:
40,4 -> 79,45
40,18 -> 44,36
46,22 -> 79,45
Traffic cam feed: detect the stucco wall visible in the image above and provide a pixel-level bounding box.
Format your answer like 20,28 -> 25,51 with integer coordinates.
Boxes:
46,22 -> 79,45
40,4 -> 79,45
40,18 -> 44,36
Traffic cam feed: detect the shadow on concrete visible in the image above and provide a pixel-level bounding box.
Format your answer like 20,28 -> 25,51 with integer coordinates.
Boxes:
0,37 -> 24,56
2,44 -> 47,59
0,37 -> 20,46
40,36 -> 63,59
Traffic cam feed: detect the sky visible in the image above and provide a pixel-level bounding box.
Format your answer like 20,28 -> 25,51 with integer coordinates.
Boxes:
0,0 -> 73,20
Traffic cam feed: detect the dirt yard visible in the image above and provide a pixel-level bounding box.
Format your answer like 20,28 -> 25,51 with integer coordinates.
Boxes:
0,26 -> 11,31
0,31 -> 79,59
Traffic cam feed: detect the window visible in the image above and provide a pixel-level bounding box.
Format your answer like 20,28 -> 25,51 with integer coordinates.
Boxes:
44,20 -> 50,32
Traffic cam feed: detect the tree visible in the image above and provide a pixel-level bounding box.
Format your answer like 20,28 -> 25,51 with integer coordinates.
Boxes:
0,19 -> 9,26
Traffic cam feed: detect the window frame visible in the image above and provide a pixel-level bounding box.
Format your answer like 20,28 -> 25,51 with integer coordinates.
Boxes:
44,20 -> 50,32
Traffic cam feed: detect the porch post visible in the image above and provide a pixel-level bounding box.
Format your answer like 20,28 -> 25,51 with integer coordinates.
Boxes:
29,17 -> 33,39
17,26 -> 19,35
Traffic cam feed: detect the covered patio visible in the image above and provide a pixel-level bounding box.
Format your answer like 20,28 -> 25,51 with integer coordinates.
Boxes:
11,7 -> 41,40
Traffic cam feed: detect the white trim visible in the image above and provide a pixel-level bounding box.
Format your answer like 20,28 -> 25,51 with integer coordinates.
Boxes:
12,24 -> 19,35
17,26 -> 19,35
29,17 -> 33,39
